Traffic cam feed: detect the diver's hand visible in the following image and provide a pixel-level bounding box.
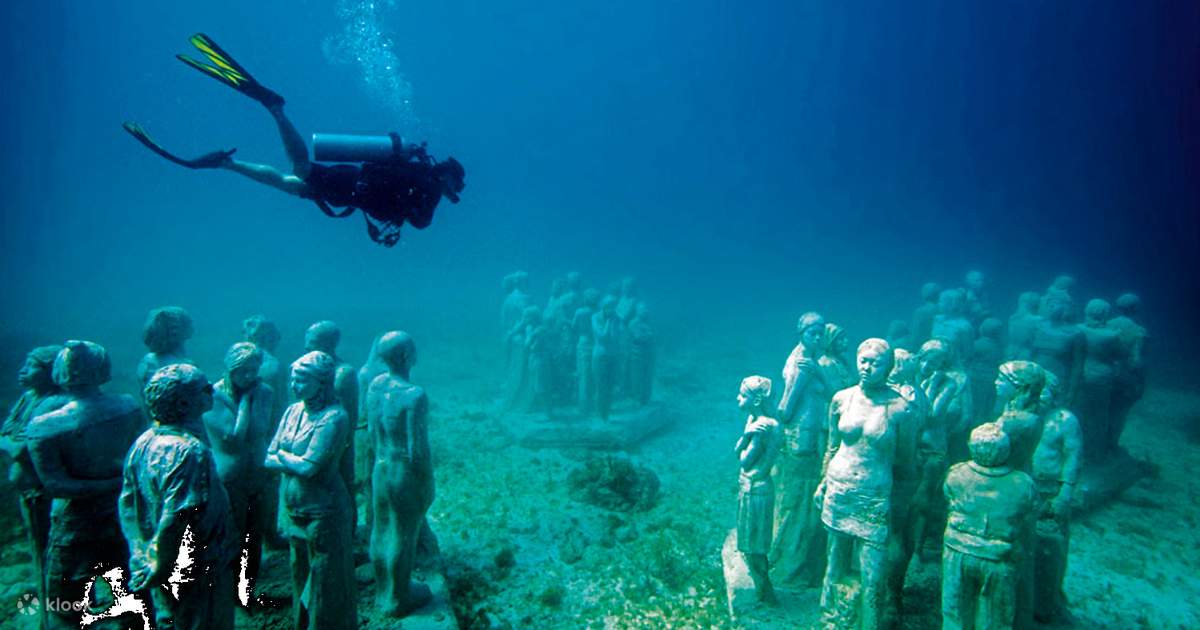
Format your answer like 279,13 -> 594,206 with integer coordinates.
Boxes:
190,148 -> 237,169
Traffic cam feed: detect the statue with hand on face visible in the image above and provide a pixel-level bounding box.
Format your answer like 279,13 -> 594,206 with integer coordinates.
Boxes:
733,375 -> 781,605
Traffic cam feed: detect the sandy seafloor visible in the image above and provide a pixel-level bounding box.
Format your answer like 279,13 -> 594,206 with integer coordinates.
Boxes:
0,326 -> 1197,630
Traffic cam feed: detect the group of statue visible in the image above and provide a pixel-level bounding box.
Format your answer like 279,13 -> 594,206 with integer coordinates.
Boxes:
732,271 -> 1148,629
501,271 -> 656,419
0,308 -> 437,629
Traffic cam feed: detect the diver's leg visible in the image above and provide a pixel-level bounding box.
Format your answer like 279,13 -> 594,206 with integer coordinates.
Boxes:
265,103 -> 313,179
224,159 -> 307,196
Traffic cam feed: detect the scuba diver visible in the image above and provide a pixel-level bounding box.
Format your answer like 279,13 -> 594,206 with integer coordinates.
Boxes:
123,34 -> 465,247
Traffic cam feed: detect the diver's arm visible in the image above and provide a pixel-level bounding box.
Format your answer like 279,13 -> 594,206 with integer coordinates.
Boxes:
223,159 -> 308,196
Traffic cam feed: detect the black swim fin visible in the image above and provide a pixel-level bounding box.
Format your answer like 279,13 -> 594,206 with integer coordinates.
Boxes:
176,33 -> 284,108
122,121 -> 236,169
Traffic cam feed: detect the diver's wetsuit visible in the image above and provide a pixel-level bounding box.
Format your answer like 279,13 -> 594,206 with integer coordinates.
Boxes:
302,162 -> 439,230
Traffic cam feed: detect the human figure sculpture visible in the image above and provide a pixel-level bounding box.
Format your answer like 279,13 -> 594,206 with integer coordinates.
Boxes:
1076,300 -> 1125,461
627,302 -> 656,406
500,271 -> 532,336
941,423 -> 1037,630
931,289 -> 975,365
883,348 -> 930,626
558,271 -> 584,319
571,290 -> 601,413
121,363 -> 237,630
543,278 -> 568,323
201,342 -> 275,606
816,338 -> 913,630
591,296 -> 621,419
367,331 -> 435,616
733,376 -> 781,604
963,270 -> 991,325
504,306 -> 539,411
136,306 -> 195,401
27,341 -> 144,629
265,351 -> 357,630
616,276 -> 640,323
243,314 -> 287,426
0,345 -> 68,627
911,282 -> 942,345
1040,275 -> 1077,322
1031,372 -> 1082,623
1106,293 -> 1146,455
969,318 -> 1005,425
770,312 -> 830,587
305,321 -> 359,527
819,323 -> 856,392
1030,294 -> 1084,409
918,339 -> 973,464
1005,293 -> 1041,361
885,320 -> 911,353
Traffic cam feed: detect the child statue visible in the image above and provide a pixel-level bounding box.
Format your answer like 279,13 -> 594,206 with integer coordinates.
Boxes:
733,375 -> 781,604
941,423 -> 1037,630
1032,372 -> 1082,623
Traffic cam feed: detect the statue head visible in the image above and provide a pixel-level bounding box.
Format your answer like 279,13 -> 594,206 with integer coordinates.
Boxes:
52,340 -> 112,389
1114,292 -> 1140,317
142,306 -> 194,355
600,296 -> 618,316
965,270 -> 986,293
796,312 -> 826,350
304,321 -> 341,354
242,314 -> 281,352
1049,274 -> 1076,293
1040,371 -> 1063,408
1017,291 -> 1040,314
918,338 -> 952,376
144,363 -> 214,425
566,271 -> 582,291
889,348 -> 919,385
937,288 -> 966,316
920,282 -> 942,303
823,323 -> 848,355
621,277 -> 638,296
979,318 -> 1003,340
377,331 -> 417,375
18,345 -> 63,392
968,422 -> 1011,468
582,288 -> 601,308
995,360 -> 1045,411
737,375 -> 772,413
549,278 -> 566,298
1042,292 -> 1073,323
224,342 -> 263,390
1084,299 -> 1111,327
856,338 -> 894,388
290,351 -> 337,404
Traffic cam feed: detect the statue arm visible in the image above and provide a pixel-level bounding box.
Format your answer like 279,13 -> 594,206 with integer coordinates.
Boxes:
1059,413 -> 1083,488
278,411 -> 349,478
29,436 -> 120,498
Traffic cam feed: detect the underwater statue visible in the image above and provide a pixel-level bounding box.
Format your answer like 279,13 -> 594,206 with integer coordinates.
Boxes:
201,342 -> 275,606
266,351 -> 357,630
770,312 -> 830,587
1076,299 -> 1125,462
243,314 -> 288,426
885,320 -> 912,353
1031,372 -> 1082,624
136,306 -> 195,401
304,320 -> 359,526
591,296 -> 621,419
931,288 -> 975,365
733,375 -> 781,605
1106,292 -> 1147,456
911,282 -> 943,345
26,341 -> 144,629
1040,275 -> 1077,322
941,423 -> 1037,630
816,338 -> 913,630
819,323 -> 857,392
969,318 -> 1005,425
367,332 -> 435,617
616,276 -> 640,323
918,338 -> 973,464
1030,294 -> 1084,410
1005,292 -> 1042,361
0,345 -> 67,627
571,290 -> 601,413
504,306 -> 542,411
883,348 -> 930,627
963,270 -> 991,325
627,302 -> 656,406
501,271 -> 532,337
121,363 -> 236,630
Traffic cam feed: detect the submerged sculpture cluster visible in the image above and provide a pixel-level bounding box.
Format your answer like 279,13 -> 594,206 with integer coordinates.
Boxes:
0,310 -> 438,629
731,271 -> 1148,629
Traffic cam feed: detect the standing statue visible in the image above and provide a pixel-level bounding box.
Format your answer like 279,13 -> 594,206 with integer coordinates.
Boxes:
305,321 -> 360,527
918,339 -> 973,464
770,312 -> 829,587
1031,372 -> 1082,624
815,338 -> 913,630
136,306 -> 195,400
1039,275 -> 1077,322
572,290 -> 601,413
0,345 -> 67,628
243,314 -> 287,426
941,423 -> 1037,630
591,297 -> 621,419
883,348 -> 930,627
1106,293 -> 1146,456
1076,300 -> 1125,461
202,342 -> 275,606
504,306 -> 540,411
121,364 -> 237,630
500,271 -> 532,336
818,323 -> 857,392
1005,293 -> 1042,360
367,332 -> 435,616
963,270 -> 991,325
969,318 -> 1005,426
1030,294 -> 1084,411
931,289 -> 975,365
265,351 -> 357,630
734,376 -> 781,604
26,341 -> 144,629
627,303 -> 656,406
911,282 -> 942,345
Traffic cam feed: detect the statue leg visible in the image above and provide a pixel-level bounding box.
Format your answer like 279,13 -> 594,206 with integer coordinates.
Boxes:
20,494 -> 51,627
744,553 -> 777,604
858,539 -> 888,630
289,533 -> 310,630
819,530 -> 853,627
940,547 -> 968,630
305,511 -> 357,630
374,467 -> 434,616
977,555 -> 1018,630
